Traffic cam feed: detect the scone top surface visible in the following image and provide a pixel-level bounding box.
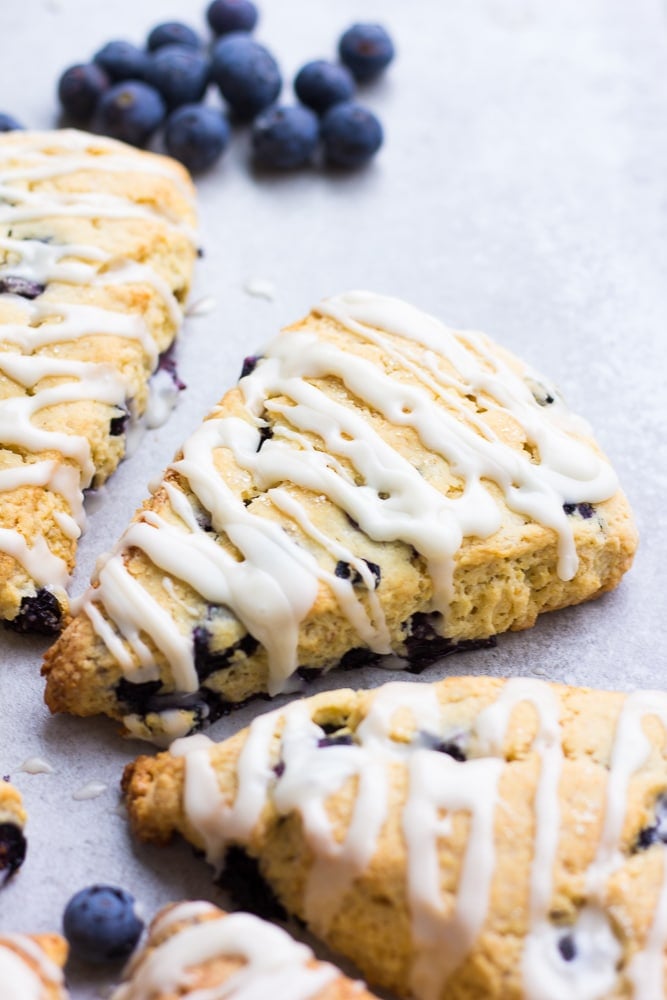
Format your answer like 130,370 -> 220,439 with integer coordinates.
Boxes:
123,676 -> 667,1000
0,931 -> 69,999
44,291 -> 636,740
0,128 -> 196,631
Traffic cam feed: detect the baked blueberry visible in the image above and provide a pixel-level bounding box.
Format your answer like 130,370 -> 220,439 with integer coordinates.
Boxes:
338,23 -> 395,82
563,502 -> 595,519
240,354 -> 261,378
318,732 -> 354,747
147,21 -> 201,52
145,45 -> 210,110
0,276 -> 45,299
193,625 -> 258,683
93,40 -> 149,83
404,613 -> 496,670
321,101 -> 383,167
420,730 -> 467,761
57,63 -> 110,122
334,559 -> 381,589
207,0 -> 259,36
109,405 -> 129,436
63,884 -> 143,963
5,589 -> 62,635
218,846 -> 287,921
211,34 -> 281,120
251,105 -> 319,169
95,81 -> 166,146
164,105 -> 230,172
0,113 -> 24,132
0,822 -> 27,883
636,795 -> 667,850
558,934 -> 577,961
294,60 -> 355,114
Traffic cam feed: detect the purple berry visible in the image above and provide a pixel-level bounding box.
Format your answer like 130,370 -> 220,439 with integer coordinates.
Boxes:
145,45 -> 210,110
294,60 -> 355,114
338,23 -> 395,82
252,105 -> 319,169
58,63 -> 110,122
0,823 -> 27,884
147,21 -> 201,51
0,113 -> 24,132
93,40 -> 150,83
321,101 -> 383,168
63,885 -> 143,964
164,105 -> 230,173
95,81 -> 166,146
211,34 -> 281,120
207,0 -> 258,36
0,276 -> 45,299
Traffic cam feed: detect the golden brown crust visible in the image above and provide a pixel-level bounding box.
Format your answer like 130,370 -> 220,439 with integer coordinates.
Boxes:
0,932 -> 68,997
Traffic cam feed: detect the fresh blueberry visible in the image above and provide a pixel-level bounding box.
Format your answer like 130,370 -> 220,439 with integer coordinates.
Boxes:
58,63 -> 110,122
0,276 -> 45,299
95,81 -> 166,146
0,113 -> 24,132
164,104 -> 229,172
321,101 -> 383,168
0,823 -> 27,883
294,60 -> 355,114
211,34 -> 281,120
63,885 -> 143,964
251,105 -> 318,169
338,23 -> 395,82
145,45 -> 210,110
147,21 -> 201,52
93,40 -> 150,83
207,0 -> 258,36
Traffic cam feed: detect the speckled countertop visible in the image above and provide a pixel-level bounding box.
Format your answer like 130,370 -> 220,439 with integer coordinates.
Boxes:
1,0 -> 666,996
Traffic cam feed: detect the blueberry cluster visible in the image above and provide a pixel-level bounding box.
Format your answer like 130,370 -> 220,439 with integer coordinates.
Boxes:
53,2 -> 393,173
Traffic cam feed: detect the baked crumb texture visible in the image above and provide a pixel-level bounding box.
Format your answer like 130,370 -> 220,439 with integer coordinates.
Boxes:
44,291 -> 636,742
0,931 -> 69,998
0,129 -> 197,633
111,901 -> 379,999
123,676 -> 667,1000
0,780 -> 27,884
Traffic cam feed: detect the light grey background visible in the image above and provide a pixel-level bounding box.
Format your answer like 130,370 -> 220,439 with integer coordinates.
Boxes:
0,0 -> 666,995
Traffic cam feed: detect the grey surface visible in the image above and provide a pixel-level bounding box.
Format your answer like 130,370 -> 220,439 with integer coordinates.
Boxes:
0,0 -> 666,995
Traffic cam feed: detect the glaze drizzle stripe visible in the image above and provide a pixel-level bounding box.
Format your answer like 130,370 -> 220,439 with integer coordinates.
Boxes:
0,934 -> 64,1000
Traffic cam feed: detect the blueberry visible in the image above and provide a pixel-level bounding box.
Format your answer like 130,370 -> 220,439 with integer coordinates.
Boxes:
563,502 -> 595,519
207,0 -> 259,36
558,934 -> 577,962
145,45 -> 210,110
109,406 -> 129,436
294,60 -> 355,114
211,34 -> 281,120
63,885 -> 143,964
636,795 -> 667,850
334,559 -> 381,589
318,732 -> 354,747
0,113 -> 24,132
0,823 -> 27,883
57,63 -> 110,122
420,731 -> 467,761
164,105 -> 229,172
403,613 -> 497,670
193,626 -> 258,683
5,589 -> 62,635
240,354 -> 261,378
147,21 -> 201,52
93,40 -> 150,83
157,344 -> 186,391
95,81 -> 166,146
251,105 -> 318,169
321,101 -> 383,168
338,23 -> 395,82
0,276 -> 45,299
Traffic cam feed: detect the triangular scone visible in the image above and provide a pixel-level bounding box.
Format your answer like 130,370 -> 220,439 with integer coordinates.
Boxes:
0,781 -> 27,882
111,901 -> 380,999
123,676 -> 667,1000
44,292 -> 636,741
0,932 -> 69,998
0,129 -> 197,633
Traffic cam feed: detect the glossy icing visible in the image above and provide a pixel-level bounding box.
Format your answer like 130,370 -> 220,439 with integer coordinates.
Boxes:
0,934 -> 64,1000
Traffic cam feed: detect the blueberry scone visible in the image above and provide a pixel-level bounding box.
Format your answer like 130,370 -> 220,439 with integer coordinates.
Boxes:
0,932 -> 69,998
44,292 -> 636,741
0,128 -> 197,633
111,901 -> 379,999
123,676 -> 667,1000
0,780 -> 27,883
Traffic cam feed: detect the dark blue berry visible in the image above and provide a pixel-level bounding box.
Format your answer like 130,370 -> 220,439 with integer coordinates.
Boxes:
318,732 -> 354,747
5,589 -> 62,635
563,502 -> 595,519
0,823 -> 27,883
419,731 -> 467,761
334,559 -> 381,588
109,405 -> 129,436
93,40 -> 150,83
294,60 -> 355,114
58,63 -> 110,122
558,934 -> 577,961
338,23 -> 395,82
240,354 -> 261,378
147,21 -> 201,52
63,885 -> 143,964
207,0 -> 258,36
211,34 -> 281,120
145,45 -> 210,110
252,105 -> 318,169
636,795 -> 667,851
321,101 -> 383,168
164,105 -> 229,172
0,276 -> 45,299
0,113 -> 24,132
95,81 -> 166,146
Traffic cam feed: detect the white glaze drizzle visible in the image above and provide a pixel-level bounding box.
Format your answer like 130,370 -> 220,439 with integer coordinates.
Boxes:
82,292 -> 618,703
0,934 -> 64,1000
112,907 -> 340,1000
174,679 -> 667,1000
0,129 -> 191,596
